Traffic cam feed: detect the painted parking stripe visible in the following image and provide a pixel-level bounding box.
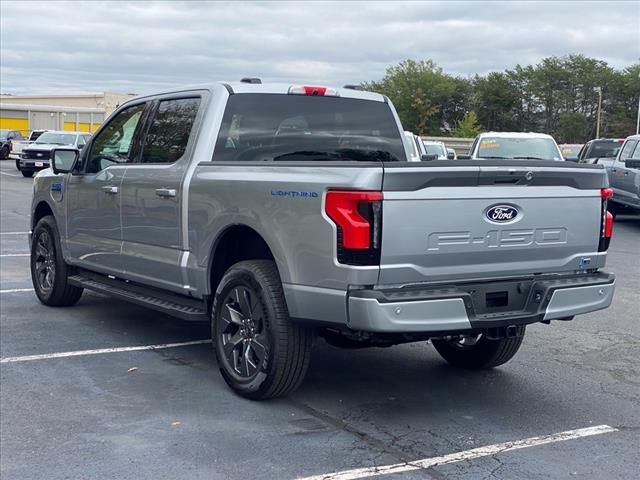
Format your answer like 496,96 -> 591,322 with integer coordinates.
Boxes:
297,425 -> 618,480
0,339 -> 212,364
0,253 -> 29,257
0,232 -> 30,235
0,171 -> 22,177
0,288 -> 34,293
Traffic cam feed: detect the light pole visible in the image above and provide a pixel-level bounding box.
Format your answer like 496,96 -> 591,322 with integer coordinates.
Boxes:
594,86 -> 602,139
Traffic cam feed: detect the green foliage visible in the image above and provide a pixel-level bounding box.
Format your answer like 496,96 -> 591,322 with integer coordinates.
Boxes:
364,55 -> 639,142
454,111 -> 481,138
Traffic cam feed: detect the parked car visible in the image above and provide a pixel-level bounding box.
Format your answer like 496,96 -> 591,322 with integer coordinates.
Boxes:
421,140 -> 448,159
0,129 -> 24,160
607,134 -> 640,217
404,131 -> 436,161
464,132 -> 564,161
10,129 -> 49,161
31,80 -> 615,400
17,131 -> 91,177
559,143 -> 583,162
577,138 -> 625,165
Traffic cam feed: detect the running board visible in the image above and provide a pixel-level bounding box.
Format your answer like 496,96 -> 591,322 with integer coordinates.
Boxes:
68,271 -> 208,322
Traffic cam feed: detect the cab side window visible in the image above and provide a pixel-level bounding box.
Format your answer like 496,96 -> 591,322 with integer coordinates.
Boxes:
139,97 -> 200,164
618,140 -> 638,162
87,103 -> 146,174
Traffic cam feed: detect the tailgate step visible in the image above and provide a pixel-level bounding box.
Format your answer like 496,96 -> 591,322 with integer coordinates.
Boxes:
69,272 -> 208,321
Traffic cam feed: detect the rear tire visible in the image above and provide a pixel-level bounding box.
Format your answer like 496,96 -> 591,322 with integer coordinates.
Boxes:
30,215 -> 84,306
212,260 -> 313,400
0,146 -> 8,160
431,326 -> 525,369
21,170 -> 34,178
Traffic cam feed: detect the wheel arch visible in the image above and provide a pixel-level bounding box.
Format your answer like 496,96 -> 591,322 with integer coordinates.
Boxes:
32,201 -> 55,231
207,224 -> 282,298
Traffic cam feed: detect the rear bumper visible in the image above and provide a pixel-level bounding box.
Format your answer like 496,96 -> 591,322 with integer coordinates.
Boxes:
347,272 -> 615,333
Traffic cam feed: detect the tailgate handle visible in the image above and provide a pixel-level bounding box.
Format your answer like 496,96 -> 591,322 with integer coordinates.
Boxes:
493,178 -> 520,184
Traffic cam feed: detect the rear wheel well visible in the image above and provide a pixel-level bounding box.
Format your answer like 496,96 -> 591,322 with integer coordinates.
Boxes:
32,202 -> 54,230
209,226 -> 275,296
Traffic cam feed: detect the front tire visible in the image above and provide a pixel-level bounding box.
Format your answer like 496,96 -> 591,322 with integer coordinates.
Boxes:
21,170 -> 33,178
30,215 -> 84,306
0,146 -> 8,160
15,159 -> 21,171
212,260 -> 313,400
431,327 -> 525,369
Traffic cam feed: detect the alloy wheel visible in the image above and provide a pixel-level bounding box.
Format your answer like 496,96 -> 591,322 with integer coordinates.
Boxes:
34,230 -> 56,293
218,285 -> 269,380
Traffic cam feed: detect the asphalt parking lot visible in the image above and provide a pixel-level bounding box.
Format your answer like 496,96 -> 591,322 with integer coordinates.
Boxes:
0,159 -> 638,480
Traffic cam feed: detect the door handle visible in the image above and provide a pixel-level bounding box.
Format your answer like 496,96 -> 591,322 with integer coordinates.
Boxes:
155,188 -> 177,198
101,185 -> 119,194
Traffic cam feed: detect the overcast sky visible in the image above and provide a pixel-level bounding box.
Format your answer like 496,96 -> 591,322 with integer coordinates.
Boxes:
1,1 -> 638,95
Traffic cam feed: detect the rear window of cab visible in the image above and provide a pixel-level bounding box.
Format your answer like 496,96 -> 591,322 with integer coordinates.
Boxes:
213,94 -> 405,162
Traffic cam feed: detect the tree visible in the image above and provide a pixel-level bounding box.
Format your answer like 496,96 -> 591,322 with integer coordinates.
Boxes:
364,56 -> 637,141
454,111 -> 481,138
363,59 -> 460,135
557,112 -> 589,143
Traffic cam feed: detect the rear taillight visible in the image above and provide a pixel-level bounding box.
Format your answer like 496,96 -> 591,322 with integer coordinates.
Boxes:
325,190 -> 382,265
598,188 -> 614,251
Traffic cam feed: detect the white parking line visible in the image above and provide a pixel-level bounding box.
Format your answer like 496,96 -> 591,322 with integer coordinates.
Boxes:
0,171 -> 22,177
0,232 -> 29,235
0,339 -> 212,364
0,288 -> 33,293
0,253 -> 29,257
297,425 -> 618,480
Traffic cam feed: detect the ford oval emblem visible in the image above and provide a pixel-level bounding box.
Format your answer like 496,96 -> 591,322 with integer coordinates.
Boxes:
486,205 -> 519,223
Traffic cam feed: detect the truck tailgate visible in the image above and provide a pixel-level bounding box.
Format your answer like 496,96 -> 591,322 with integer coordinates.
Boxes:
379,163 -> 608,285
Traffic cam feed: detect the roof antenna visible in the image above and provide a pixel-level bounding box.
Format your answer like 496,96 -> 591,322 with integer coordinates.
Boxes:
241,78 -> 262,84
343,84 -> 363,90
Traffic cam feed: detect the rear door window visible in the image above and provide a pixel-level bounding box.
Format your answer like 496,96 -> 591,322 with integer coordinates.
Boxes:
139,97 -> 201,164
213,94 -> 405,162
618,140 -> 638,161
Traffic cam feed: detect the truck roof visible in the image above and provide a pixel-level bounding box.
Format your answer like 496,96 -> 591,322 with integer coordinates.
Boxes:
128,81 -> 387,104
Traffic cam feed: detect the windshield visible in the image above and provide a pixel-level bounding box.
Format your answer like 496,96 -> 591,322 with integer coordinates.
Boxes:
584,141 -> 622,159
423,143 -> 446,157
559,145 -> 581,159
477,137 -> 561,160
35,132 -> 77,145
213,94 -> 405,162
0,129 -> 10,140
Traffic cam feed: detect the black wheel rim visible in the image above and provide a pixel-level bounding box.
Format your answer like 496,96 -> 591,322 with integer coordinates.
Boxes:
34,230 -> 55,293
217,285 -> 269,380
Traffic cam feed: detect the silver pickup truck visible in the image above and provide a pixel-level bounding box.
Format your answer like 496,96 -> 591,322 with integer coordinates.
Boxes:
30,80 -> 616,399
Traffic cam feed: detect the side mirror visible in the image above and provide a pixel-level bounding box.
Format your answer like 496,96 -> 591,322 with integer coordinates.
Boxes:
421,154 -> 439,161
446,152 -> 455,160
624,158 -> 640,169
458,154 -> 471,160
52,148 -> 79,174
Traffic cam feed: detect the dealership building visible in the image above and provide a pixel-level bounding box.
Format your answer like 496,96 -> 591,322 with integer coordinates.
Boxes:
0,92 -> 134,136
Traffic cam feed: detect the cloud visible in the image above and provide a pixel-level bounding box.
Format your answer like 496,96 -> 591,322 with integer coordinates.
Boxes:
0,0 -> 637,95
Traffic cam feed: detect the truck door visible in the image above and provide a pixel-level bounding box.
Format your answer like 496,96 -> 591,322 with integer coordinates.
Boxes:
66,101 -> 148,274
611,139 -> 638,204
119,95 -> 203,293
